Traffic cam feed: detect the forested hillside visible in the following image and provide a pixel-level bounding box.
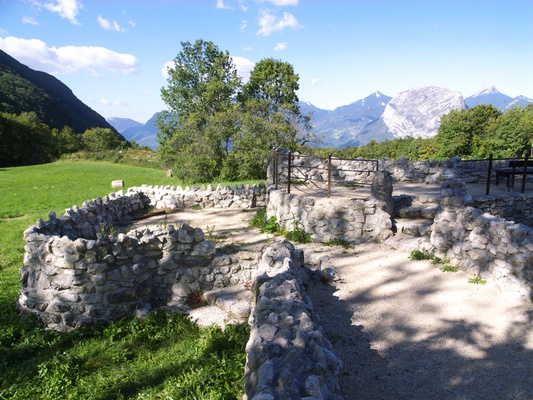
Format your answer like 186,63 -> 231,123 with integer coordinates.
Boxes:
0,50 -> 119,135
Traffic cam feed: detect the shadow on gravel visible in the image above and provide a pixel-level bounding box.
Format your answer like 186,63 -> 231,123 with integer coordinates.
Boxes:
306,247 -> 533,400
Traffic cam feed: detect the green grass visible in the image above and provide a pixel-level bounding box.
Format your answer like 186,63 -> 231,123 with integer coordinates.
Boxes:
0,159 -> 252,399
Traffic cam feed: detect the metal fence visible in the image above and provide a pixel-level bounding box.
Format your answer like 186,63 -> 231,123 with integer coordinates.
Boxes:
271,149 -> 379,198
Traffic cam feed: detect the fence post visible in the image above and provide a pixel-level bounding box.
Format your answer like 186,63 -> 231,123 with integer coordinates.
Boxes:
287,150 -> 292,194
521,150 -> 530,193
328,153 -> 332,198
486,153 -> 493,195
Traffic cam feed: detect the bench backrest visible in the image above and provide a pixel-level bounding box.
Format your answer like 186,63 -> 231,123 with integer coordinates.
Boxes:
508,160 -> 533,168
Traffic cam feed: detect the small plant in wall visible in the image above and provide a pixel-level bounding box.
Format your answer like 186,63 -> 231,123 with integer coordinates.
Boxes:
249,207 -> 281,234
468,275 -> 487,285
99,222 -> 119,238
284,213 -> 311,244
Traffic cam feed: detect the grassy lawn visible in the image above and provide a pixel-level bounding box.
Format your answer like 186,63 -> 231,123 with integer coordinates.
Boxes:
0,160 -> 251,399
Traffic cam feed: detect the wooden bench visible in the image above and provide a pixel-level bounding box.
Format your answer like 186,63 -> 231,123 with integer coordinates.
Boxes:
495,160 -> 533,190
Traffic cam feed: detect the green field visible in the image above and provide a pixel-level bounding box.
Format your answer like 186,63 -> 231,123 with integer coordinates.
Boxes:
0,160 -> 250,399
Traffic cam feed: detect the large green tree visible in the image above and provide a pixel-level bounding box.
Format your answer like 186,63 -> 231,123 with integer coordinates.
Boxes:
233,58 -> 312,179
157,40 -> 241,182
157,42 -> 309,182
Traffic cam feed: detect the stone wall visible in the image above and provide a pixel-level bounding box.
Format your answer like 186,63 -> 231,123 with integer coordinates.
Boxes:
244,240 -> 342,400
19,219 -> 254,330
18,182 -> 266,330
136,182 -> 267,210
471,194 -> 533,227
19,189 -> 343,397
270,150 -> 506,186
266,170 -> 394,244
430,180 -> 533,298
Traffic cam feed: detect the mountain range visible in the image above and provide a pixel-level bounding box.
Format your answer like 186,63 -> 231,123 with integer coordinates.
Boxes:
1,49 -> 530,150
111,85 -> 532,150
0,50 -> 120,136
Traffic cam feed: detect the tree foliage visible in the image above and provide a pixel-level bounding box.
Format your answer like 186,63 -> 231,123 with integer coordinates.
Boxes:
483,104 -> 533,158
81,128 -> 125,152
0,111 -> 58,167
157,40 -> 311,182
434,105 -> 502,159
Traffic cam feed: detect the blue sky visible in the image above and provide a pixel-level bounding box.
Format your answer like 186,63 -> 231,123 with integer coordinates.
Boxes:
0,0 -> 532,123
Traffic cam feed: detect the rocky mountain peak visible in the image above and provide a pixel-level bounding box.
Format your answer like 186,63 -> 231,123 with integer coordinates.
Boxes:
382,86 -> 465,139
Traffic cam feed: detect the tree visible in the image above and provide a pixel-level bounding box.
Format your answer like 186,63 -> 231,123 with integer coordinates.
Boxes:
156,40 -> 241,182
158,39 -> 240,145
0,111 -> 58,167
239,58 -> 300,115
434,105 -> 502,159
484,105 -> 533,158
82,128 -> 124,152
55,126 -> 81,154
233,58 -> 312,179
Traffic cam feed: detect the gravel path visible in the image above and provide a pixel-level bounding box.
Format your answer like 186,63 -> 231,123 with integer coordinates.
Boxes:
304,242 -> 533,400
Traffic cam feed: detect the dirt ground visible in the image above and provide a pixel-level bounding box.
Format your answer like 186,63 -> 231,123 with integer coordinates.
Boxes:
134,207 -> 533,400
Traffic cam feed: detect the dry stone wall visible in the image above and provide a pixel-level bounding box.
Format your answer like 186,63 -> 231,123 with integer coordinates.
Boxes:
18,183 -> 266,330
267,170 -> 394,244
136,182 -> 267,210
270,150 -> 504,186
244,240 -> 342,400
471,194 -> 533,227
431,180 -> 533,298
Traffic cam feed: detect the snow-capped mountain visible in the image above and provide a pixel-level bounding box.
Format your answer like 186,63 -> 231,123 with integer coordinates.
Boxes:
465,85 -> 532,111
382,86 -> 465,139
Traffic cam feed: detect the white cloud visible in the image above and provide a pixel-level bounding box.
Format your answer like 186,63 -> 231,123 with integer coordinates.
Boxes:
216,0 -> 230,9
257,10 -> 302,36
22,16 -> 39,25
161,61 -> 175,79
96,98 -> 126,106
243,46 -> 252,51
241,20 -> 248,32
311,78 -> 319,85
41,0 -> 82,25
232,56 -> 255,82
97,16 -> 123,32
258,0 -> 298,5
0,36 -> 139,75
128,20 -> 136,28
274,42 -> 288,51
